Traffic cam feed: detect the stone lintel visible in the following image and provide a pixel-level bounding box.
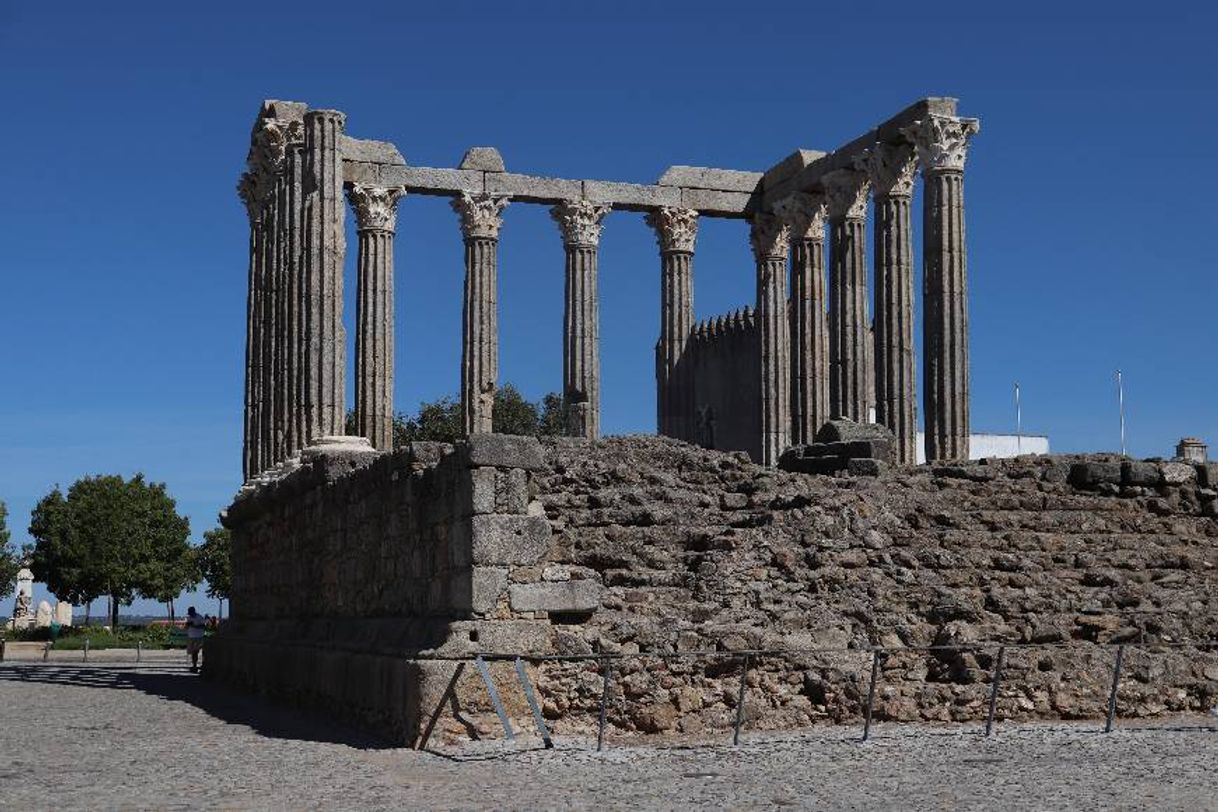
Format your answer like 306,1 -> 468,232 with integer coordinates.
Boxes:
487,172 -> 583,202
762,149 -> 828,191
583,180 -> 681,210
375,165 -> 486,196
656,165 -> 763,193
680,187 -> 755,216
762,97 -> 960,209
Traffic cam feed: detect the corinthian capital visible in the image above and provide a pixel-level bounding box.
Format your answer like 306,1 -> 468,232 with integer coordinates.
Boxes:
550,200 -> 612,247
749,213 -> 790,262
901,114 -> 980,173
451,192 -> 510,240
347,184 -> 406,232
822,169 -> 870,220
773,192 -> 827,242
644,207 -> 699,253
856,142 -> 917,199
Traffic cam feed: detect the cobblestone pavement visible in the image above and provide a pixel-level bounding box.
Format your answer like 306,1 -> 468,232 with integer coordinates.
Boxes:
1,663 -> 1215,811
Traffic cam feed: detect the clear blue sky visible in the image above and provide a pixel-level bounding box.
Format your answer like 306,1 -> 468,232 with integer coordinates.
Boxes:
1,1 -> 1215,616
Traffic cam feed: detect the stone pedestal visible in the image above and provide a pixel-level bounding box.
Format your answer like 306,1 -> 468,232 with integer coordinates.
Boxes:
302,110 -> 348,445
904,115 -> 979,461
645,207 -> 698,442
552,200 -> 611,439
750,213 -> 791,467
775,193 -> 829,445
824,169 -> 871,423
452,193 -> 510,435
863,143 -> 918,464
348,184 -> 405,451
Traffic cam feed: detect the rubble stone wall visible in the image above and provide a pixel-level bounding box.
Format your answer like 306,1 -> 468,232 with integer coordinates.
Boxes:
207,434 -> 1218,744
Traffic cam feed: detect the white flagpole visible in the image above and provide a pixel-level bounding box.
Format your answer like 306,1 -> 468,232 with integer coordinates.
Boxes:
1116,369 -> 1127,456
1015,382 -> 1022,454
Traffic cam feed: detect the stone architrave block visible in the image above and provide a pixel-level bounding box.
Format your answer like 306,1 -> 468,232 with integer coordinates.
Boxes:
485,173 -> 582,201
678,187 -> 753,216
656,166 -> 763,193
471,567 -> 508,614
381,166 -> 484,195
439,619 -> 555,656
462,434 -> 546,471
582,180 -> 681,209
471,514 -> 551,565
509,581 -> 604,613
342,161 -> 380,185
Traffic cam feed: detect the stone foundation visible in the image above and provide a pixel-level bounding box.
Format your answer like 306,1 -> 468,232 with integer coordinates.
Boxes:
209,436 -> 1218,744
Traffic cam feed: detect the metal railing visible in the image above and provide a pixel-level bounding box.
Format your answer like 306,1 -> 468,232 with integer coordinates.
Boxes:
415,639 -> 1218,751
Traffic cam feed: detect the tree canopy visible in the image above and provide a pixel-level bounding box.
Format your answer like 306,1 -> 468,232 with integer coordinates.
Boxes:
0,501 -> 21,602
196,527 -> 231,601
28,474 -> 192,625
346,383 -> 565,448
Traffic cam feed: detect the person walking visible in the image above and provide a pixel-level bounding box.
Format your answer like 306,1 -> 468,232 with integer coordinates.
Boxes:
184,606 -> 207,673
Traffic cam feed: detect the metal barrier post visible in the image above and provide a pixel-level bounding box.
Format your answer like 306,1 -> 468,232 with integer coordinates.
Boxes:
597,658 -> 613,752
474,655 -> 515,741
137,641 -> 142,663
985,646 -> 1006,737
83,638 -> 90,662
514,657 -> 553,749
862,649 -> 883,742
733,653 -> 751,746
416,662 -> 466,752
43,641 -> 50,662
1104,644 -> 1125,733
1,638 -> 6,662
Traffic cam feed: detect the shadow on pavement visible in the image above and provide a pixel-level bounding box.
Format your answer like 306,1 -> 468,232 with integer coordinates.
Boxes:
0,663 -> 392,749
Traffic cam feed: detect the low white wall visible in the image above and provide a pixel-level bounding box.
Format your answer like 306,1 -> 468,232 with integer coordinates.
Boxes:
915,433 -> 1050,465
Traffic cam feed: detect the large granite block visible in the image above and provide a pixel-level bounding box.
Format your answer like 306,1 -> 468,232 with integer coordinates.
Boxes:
471,514 -> 551,565
509,580 -> 604,613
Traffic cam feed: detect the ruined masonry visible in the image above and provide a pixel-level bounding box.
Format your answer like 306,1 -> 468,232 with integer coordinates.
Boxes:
236,98 -> 978,480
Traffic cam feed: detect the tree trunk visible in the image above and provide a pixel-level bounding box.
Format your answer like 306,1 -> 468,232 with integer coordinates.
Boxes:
84,602 -> 91,626
109,595 -> 119,629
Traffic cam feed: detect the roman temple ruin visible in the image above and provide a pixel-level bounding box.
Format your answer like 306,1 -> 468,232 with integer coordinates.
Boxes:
236,97 -> 979,476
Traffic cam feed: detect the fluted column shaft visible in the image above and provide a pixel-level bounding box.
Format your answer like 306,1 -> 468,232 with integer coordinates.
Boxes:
646,207 -> 698,441
922,169 -> 969,460
775,193 -> 828,446
301,109 -> 347,445
751,213 -> 791,467
261,177 -> 281,469
552,201 -> 610,440
904,114 -> 979,462
241,194 -> 265,480
874,193 -> 916,463
348,185 -> 404,452
824,170 -> 871,423
453,193 -> 509,435
285,145 -> 305,458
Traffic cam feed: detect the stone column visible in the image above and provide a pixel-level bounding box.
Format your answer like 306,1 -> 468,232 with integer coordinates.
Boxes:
348,184 -> 405,451
301,109 -> 347,445
284,144 -> 305,458
452,193 -> 510,435
238,175 -> 264,480
551,200 -> 611,440
774,193 -> 829,445
903,115 -> 980,461
750,213 -> 791,467
823,169 -> 871,423
644,207 -> 698,441
862,143 -> 918,464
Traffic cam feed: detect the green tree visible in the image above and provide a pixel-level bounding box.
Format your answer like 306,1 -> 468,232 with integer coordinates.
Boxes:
196,527 -> 232,613
0,502 -> 20,602
345,383 -> 565,448
29,475 -> 191,628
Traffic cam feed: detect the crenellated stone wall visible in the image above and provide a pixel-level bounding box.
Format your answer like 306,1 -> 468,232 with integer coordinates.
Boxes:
687,308 -> 761,461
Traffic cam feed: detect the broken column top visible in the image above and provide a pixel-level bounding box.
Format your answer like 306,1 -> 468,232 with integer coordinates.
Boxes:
459,147 -> 505,172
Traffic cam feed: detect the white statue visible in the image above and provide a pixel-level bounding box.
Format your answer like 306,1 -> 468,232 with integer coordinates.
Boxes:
12,567 -> 34,628
34,600 -> 52,628
54,601 -> 73,626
